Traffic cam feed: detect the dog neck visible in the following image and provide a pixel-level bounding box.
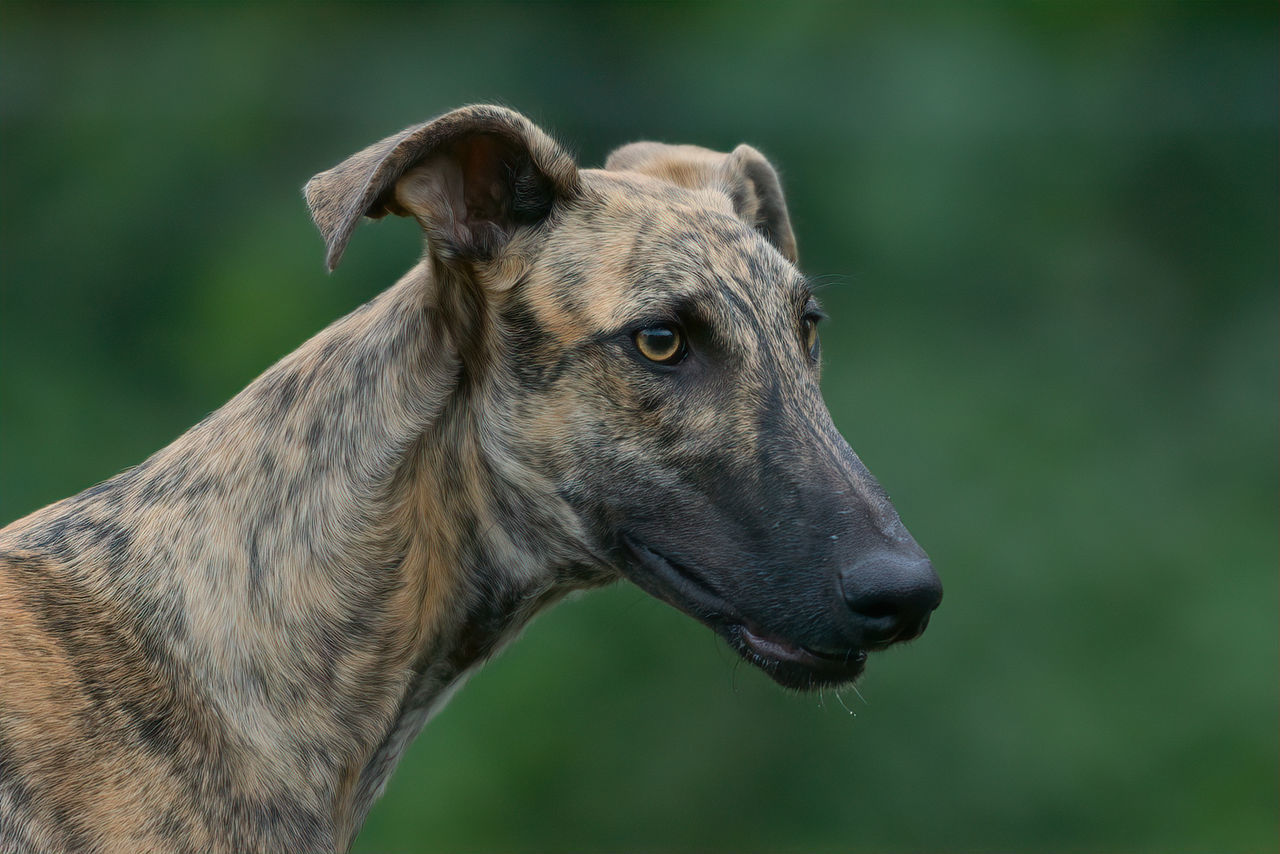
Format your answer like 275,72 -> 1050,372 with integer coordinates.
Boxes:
3,264 -> 602,850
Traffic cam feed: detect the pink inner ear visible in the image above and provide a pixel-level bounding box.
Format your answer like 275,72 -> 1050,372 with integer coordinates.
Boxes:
458,135 -> 511,225
392,128 -> 560,261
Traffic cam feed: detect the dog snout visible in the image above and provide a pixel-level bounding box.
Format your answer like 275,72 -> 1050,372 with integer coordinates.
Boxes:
840,550 -> 942,648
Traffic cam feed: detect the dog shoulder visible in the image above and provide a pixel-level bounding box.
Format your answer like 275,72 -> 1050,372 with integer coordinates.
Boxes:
0,549 -> 216,853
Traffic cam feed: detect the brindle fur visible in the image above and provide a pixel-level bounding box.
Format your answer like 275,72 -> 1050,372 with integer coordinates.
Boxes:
0,105 -> 939,852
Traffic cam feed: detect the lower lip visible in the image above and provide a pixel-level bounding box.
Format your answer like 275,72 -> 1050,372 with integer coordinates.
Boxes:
739,625 -> 866,672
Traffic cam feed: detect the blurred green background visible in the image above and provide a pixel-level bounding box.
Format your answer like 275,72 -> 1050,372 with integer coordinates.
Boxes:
1,2 -> 1276,852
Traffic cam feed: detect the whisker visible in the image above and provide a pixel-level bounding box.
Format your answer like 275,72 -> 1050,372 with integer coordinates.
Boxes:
835,691 -> 857,716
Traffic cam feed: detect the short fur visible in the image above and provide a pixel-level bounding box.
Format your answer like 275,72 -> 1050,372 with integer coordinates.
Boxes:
0,105 -> 939,852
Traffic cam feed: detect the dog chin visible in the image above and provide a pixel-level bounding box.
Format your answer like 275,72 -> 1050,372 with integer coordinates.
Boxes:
620,534 -> 866,690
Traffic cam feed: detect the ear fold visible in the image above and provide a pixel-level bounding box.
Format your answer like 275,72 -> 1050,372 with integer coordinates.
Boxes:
604,141 -> 798,264
305,105 -> 579,271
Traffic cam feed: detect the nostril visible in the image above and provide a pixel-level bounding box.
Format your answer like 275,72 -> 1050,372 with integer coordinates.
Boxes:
851,596 -> 900,621
841,551 -> 942,646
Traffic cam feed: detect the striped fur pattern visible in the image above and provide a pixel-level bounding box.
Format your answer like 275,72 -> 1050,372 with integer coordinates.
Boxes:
0,105 -> 939,852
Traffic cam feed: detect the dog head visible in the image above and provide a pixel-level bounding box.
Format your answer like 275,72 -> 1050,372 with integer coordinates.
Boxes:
306,106 -> 940,689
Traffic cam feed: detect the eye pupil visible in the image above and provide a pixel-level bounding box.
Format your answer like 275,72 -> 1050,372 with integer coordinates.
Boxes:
635,326 -> 684,364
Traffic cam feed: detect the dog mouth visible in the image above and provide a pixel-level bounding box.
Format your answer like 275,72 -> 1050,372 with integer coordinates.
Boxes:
619,534 -> 866,689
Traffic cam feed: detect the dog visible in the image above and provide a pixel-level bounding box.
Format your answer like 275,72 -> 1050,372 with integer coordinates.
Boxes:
0,105 -> 941,853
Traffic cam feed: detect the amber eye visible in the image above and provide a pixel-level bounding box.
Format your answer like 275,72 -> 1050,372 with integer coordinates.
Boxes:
802,316 -> 820,361
634,326 -> 685,365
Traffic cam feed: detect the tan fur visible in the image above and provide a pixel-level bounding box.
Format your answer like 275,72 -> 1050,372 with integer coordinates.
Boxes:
0,553 -> 213,853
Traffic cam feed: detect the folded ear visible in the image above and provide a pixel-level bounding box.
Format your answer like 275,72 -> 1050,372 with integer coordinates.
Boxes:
305,105 -> 579,271
604,141 -> 797,264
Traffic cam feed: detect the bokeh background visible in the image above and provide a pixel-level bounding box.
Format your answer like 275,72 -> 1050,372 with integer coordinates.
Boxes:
1,2 -> 1276,852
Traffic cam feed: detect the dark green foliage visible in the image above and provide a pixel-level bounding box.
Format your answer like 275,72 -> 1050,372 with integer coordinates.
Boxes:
1,3 -> 1275,852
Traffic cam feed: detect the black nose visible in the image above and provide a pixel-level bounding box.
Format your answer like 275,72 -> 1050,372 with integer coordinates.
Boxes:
841,551 -> 942,648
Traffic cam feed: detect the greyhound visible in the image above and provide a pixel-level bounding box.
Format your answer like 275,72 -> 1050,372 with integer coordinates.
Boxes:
0,105 -> 941,853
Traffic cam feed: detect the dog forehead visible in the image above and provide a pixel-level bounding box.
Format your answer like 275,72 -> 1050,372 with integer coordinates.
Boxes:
520,170 -> 800,340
